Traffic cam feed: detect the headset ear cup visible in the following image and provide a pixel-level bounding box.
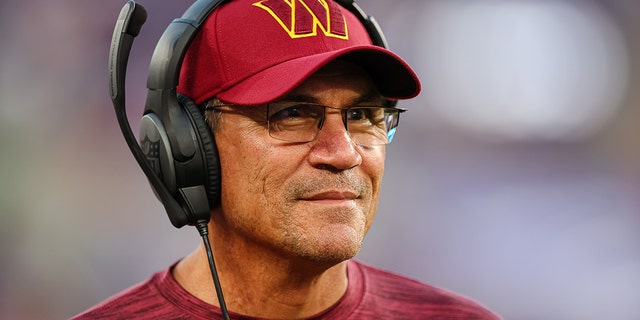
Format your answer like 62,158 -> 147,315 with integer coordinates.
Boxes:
178,94 -> 221,208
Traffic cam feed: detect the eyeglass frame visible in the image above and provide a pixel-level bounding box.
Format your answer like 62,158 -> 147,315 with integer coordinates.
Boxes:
203,101 -> 407,147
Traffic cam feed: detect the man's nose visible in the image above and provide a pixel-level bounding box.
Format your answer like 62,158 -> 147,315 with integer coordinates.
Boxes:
308,111 -> 362,170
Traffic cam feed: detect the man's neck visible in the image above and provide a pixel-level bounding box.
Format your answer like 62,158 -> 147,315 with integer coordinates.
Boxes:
172,229 -> 349,318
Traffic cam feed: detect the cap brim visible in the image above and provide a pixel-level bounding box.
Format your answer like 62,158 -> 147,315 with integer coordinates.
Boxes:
216,45 -> 421,106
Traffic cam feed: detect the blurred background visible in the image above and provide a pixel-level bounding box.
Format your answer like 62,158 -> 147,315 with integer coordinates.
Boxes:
0,0 -> 638,319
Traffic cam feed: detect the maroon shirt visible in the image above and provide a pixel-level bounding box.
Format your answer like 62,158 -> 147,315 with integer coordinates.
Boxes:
72,260 -> 500,319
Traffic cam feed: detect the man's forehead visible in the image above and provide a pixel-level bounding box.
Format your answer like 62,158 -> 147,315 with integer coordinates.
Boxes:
277,90 -> 384,106
279,61 -> 383,103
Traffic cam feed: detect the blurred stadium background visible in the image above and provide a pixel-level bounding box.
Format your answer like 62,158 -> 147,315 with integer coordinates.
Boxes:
0,0 -> 638,319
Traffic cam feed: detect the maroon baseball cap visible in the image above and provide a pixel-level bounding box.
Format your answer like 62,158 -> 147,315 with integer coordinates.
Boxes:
177,0 -> 421,106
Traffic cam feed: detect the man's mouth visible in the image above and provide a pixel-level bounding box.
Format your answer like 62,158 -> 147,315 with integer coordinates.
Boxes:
300,190 -> 359,203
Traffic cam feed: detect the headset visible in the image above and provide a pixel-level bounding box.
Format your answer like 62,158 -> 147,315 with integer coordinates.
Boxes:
109,0 -> 392,318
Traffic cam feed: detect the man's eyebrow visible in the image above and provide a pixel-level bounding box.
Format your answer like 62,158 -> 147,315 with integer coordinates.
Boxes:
277,93 -> 319,103
353,91 -> 386,105
277,90 -> 385,105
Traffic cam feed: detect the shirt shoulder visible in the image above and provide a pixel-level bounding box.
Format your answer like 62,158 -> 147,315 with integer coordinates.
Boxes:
344,260 -> 501,319
70,270 -> 170,320
70,268 -> 222,320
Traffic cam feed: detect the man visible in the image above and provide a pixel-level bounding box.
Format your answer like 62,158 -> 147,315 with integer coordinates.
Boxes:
74,0 -> 500,318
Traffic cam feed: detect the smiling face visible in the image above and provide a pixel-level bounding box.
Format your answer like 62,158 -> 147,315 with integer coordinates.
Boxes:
212,61 -> 386,265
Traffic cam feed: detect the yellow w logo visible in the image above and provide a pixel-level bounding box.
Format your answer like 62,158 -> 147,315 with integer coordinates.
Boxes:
253,0 -> 348,40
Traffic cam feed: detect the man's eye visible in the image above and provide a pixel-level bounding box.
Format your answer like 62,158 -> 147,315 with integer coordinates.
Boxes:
270,105 -> 321,121
347,108 -> 385,122
347,108 -> 368,121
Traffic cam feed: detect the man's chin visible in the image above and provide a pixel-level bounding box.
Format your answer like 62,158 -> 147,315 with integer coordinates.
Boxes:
299,225 -> 364,264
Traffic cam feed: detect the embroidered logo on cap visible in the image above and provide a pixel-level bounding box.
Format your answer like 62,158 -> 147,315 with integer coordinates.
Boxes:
253,0 -> 348,40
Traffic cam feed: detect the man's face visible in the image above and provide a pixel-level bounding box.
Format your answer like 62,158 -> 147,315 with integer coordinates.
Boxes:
213,62 -> 386,264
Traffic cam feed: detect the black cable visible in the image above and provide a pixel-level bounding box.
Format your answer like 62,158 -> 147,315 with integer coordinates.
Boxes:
195,220 -> 230,320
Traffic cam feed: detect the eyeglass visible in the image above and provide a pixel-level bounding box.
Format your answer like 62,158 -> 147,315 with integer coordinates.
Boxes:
205,101 -> 407,146
265,102 -> 406,146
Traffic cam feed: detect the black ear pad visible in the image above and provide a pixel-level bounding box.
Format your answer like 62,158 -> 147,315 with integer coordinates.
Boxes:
178,94 -> 221,208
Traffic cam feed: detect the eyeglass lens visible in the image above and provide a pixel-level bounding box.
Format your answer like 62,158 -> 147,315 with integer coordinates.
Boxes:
266,103 -> 403,146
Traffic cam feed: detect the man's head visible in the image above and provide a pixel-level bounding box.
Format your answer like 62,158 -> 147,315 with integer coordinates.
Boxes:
174,0 -> 421,263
